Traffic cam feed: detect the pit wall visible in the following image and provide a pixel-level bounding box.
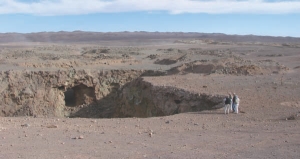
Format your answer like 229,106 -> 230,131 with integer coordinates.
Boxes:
0,69 -> 144,117
0,69 -> 224,118
114,78 -> 224,117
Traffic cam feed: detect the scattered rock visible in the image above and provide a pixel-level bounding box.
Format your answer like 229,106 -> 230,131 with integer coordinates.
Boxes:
72,136 -> 84,140
149,132 -> 153,137
78,135 -> 84,139
46,125 -> 58,128
21,124 -> 30,127
286,114 -> 299,120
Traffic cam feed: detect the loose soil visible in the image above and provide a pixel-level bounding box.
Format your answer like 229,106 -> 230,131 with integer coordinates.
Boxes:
0,32 -> 299,159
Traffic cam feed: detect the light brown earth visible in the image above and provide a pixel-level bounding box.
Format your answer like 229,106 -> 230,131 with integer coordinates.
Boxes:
0,32 -> 299,159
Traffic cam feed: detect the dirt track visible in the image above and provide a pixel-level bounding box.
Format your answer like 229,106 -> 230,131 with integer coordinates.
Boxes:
0,33 -> 299,158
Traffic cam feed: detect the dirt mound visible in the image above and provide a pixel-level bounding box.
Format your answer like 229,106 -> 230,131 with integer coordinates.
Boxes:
155,59 -> 178,65
167,58 -> 288,75
222,64 -> 264,75
168,62 -> 263,75
156,48 -> 186,54
168,62 -> 220,74
82,48 -> 110,54
154,54 -> 188,65
146,54 -> 160,60
185,64 -> 217,74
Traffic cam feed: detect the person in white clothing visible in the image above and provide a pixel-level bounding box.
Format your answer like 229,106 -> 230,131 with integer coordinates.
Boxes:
233,95 -> 240,114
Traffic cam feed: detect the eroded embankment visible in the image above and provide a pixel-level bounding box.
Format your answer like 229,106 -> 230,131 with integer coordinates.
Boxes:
0,69 -> 224,118
114,78 -> 224,117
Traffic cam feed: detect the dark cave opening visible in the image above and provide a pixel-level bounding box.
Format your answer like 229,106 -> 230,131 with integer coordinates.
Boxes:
64,88 -> 76,107
64,84 -> 96,107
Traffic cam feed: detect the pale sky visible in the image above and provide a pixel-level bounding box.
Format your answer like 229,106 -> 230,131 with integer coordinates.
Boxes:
0,0 -> 299,37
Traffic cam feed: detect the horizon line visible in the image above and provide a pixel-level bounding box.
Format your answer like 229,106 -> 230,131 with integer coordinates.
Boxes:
0,31 -> 299,39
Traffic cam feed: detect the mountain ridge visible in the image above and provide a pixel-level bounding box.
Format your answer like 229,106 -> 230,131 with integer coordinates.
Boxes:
0,31 -> 299,43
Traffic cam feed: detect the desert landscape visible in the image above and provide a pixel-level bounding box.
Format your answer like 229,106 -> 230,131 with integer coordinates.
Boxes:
0,32 -> 299,158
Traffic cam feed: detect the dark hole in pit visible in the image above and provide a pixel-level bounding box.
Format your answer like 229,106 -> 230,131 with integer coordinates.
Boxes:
174,100 -> 181,104
64,84 -> 96,107
64,88 -> 76,107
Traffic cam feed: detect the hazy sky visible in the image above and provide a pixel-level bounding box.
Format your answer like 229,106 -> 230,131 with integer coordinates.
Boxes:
0,0 -> 299,37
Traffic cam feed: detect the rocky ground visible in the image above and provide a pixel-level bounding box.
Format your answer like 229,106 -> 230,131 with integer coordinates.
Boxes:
0,33 -> 299,158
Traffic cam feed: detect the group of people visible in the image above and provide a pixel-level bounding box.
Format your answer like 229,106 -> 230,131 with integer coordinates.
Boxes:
224,93 -> 240,114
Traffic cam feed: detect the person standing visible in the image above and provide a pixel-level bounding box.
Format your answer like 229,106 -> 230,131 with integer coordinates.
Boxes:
229,93 -> 233,112
232,93 -> 236,113
233,93 -> 240,114
224,94 -> 232,114
235,95 -> 240,114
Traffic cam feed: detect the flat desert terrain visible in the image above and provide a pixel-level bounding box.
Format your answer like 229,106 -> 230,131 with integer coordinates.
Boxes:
0,32 -> 299,159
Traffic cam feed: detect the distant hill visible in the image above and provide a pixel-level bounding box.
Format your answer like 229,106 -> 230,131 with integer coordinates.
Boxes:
0,31 -> 299,43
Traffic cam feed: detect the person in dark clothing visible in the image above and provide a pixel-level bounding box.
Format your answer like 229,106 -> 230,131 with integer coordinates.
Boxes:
224,94 -> 232,114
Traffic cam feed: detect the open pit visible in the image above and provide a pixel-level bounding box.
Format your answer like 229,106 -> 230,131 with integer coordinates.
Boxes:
0,69 -> 224,118
1,32 -> 300,159
0,35 -> 293,118
0,43 -> 291,118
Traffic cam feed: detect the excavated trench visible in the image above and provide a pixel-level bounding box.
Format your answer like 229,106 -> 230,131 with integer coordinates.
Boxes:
0,69 -> 224,118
